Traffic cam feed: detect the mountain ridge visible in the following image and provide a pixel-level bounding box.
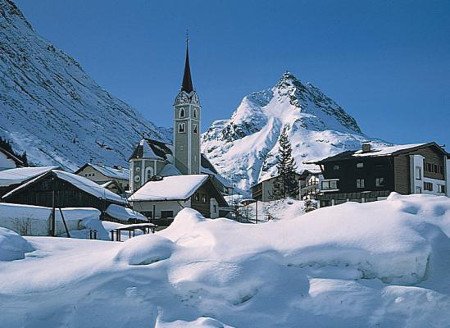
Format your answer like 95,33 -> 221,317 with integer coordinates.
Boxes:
202,72 -> 388,192
0,0 -> 170,170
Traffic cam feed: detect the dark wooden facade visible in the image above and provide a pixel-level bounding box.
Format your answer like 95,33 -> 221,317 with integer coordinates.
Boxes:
314,143 -> 449,207
2,171 -> 122,212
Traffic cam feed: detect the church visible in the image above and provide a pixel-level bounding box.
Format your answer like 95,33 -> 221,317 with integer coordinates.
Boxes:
127,42 -> 230,224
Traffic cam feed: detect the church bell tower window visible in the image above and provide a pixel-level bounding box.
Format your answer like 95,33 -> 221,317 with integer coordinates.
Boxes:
179,108 -> 185,118
178,122 -> 186,133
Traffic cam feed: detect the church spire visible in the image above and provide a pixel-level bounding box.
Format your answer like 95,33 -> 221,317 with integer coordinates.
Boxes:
181,35 -> 194,93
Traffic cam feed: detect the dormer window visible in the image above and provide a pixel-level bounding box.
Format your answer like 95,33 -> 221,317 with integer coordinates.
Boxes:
179,108 -> 185,118
178,122 -> 186,133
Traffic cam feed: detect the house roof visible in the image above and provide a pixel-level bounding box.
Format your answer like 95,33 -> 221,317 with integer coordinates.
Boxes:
76,163 -> 129,181
0,166 -> 58,187
129,138 -> 172,161
2,170 -> 127,204
105,204 -> 147,222
0,146 -> 24,167
128,174 -> 209,202
312,142 -> 449,164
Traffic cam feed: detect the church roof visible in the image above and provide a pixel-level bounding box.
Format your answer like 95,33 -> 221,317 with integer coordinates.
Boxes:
181,43 -> 194,93
129,138 -> 172,161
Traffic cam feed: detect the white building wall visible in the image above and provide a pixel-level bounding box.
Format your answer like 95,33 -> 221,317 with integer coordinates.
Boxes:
409,154 -> 424,194
131,200 -> 189,219
446,159 -> 450,197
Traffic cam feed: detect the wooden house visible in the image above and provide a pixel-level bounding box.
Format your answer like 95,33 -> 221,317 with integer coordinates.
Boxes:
2,169 -> 127,213
0,166 -> 58,197
310,142 -> 450,207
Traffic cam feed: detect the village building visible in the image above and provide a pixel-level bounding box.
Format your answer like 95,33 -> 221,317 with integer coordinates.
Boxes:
127,41 -> 231,223
128,174 -> 228,227
310,142 -> 450,207
0,146 -> 25,171
251,170 -> 322,202
75,163 -> 130,194
0,166 -> 58,197
1,169 -> 128,216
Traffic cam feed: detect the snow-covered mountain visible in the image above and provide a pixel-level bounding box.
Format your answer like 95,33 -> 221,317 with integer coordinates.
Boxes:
0,0 -> 170,170
202,72 -> 388,191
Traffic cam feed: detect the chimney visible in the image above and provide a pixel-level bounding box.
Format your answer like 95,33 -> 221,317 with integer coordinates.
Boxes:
362,143 -> 372,153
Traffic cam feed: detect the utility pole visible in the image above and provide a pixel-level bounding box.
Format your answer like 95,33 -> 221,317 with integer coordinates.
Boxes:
51,176 -> 56,237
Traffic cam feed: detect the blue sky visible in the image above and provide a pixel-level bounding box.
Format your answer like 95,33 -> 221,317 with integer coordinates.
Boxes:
15,0 -> 450,147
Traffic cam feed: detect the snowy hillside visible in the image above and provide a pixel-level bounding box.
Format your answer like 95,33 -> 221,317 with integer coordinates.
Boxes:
0,0 -> 170,170
1,193 -> 449,327
202,72 -> 387,191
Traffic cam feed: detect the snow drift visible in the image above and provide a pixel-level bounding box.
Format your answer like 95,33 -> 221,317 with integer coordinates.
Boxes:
0,194 -> 449,327
0,227 -> 33,261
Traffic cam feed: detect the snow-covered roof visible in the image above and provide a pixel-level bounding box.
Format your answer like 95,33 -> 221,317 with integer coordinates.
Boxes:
159,163 -> 182,177
86,163 -> 129,180
0,166 -> 58,187
106,204 -> 147,222
53,170 -> 127,204
3,170 -> 126,204
128,174 -> 209,202
352,143 -> 426,157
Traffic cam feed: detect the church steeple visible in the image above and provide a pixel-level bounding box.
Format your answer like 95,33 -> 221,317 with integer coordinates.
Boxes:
181,38 -> 194,93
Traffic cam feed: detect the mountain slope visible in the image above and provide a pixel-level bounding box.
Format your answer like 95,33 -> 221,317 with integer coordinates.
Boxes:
0,0 -> 170,170
202,72 -> 387,192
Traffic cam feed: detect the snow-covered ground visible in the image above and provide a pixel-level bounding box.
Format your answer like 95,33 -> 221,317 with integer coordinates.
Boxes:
0,193 -> 449,327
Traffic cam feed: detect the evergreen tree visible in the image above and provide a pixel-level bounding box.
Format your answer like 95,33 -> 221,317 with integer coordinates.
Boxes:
272,127 -> 298,199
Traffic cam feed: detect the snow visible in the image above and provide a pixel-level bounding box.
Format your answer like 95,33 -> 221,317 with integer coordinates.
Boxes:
0,166 -> 58,187
239,198 -> 305,222
129,174 -> 209,201
106,204 -> 147,222
352,143 -> 426,157
87,163 -> 129,180
0,227 -> 34,261
0,193 -> 448,327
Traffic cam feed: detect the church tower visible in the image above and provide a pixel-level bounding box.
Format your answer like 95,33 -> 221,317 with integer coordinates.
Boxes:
173,39 -> 201,175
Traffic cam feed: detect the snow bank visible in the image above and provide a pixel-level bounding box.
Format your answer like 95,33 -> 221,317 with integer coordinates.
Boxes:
0,227 -> 34,261
106,204 -> 147,223
115,233 -> 175,265
0,194 -> 449,327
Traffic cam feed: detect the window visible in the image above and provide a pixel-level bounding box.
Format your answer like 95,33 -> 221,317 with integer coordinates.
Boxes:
356,162 -> 364,168
213,205 -> 217,213
193,124 -> 198,134
333,164 -> 340,170
424,182 -> 433,191
375,177 -> 385,187
415,166 -> 422,180
438,185 -> 445,193
433,164 -> 438,173
425,163 -> 432,172
178,122 -> 186,133
194,193 -> 200,201
134,175 -> 140,182
356,178 -> 365,189
321,180 -> 338,190
161,211 -> 174,219
202,194 -> 207,203
136,167 -> 141,172
416,186 -> 422,194
145,167 -> 154,181
193,108 -> 198,118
